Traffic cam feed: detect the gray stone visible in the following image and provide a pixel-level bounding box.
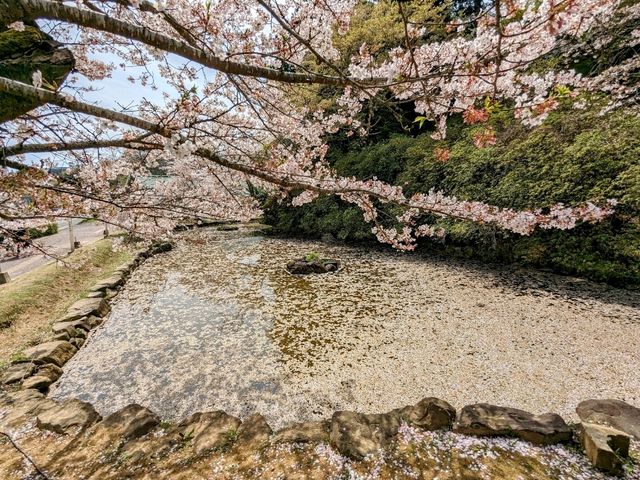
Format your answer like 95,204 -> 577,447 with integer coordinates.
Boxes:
52,318 -> 91,334
21,364 -> 63,391
453,403 -> 571,445
70,338 -> 85,348
174,411 -> 242,454
580,422 -> 630,474
1,362 -> 35,384
272,421 -> 330,444
61,297 -> 110,321
330,411 -> 401,459
402,397 -> 456,430
37,399 -> 101,433
22,341 -> 77,367
85,315 -> 103,328
577,399 -> 640,440
237,413 -> 272,447
86,290 -> 104,298
100,404 -> 160,440
91,274 -> 124,292
0,272 -> 10,284
52,331 -> 70,341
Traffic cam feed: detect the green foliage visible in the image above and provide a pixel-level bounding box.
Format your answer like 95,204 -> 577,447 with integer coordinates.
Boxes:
264,103 -> 640,287
304,252 -> 322,262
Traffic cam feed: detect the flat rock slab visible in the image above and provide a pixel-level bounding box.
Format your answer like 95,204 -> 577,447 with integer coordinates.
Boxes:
272,421 -> 330,444
61,298 -> 110,321
580,422 -> 630,474
90,274 -> 124,292
22,364 -> 63,391
577,399 -> 640,440
99,404 -> 159,440
1,362 -> 35,384
0,389 -> 57,430
174,411 -> 242,454
23,341 -> 77,367
37,399 -> 101,434
453,403 -> 571,445
52,318 -> 91,334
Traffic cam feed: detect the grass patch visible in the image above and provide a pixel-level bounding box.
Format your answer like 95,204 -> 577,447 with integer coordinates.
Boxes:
0,239 -> 131,368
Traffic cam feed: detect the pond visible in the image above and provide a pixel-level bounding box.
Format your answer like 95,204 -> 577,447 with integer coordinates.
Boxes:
50,226 -> 640,429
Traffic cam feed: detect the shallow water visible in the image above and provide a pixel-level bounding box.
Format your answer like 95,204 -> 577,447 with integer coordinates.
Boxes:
51,227 -> 640,429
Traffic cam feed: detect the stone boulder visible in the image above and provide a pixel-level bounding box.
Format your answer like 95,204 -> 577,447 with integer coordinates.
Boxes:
22,364 -> 63,391
1,362 -> 35,384
286,258 -> 340,275
99,404 -> 160,440
37,399 -> 101,433
61,298 -> 110,322
272,420 -> 330,444
401,397 -> 456,430
0,389 -> 57,429
149,241 -> 174,255
90,274 -> 124,292
453,403 -> 571,445
174,411 -> 241,454
577,399 -> 640,440
237,413 -> 272,447
330,411 -> 401,459
23,341 -> 77,367
580,422 -> 630,474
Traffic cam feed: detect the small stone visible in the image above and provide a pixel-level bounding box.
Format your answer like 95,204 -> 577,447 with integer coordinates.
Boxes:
1,362 -> 35,384
174,411 -> 242,454
577,399 -> 640,440
22,341 -> 77,367
70,338 -> 85,348
272,421 -> 330,444
580,422 -> 630,474
22,364 -> 63,391
100,404 -> 159,440
453,403 -> 571,445
237,414 -> 272,447
37,399 -> 101,433
91,274 -> 124,292
86,290 -> 104,298
85,315 -> 103,328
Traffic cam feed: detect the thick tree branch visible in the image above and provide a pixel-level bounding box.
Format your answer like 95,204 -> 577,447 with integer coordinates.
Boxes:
3,0 -> 355,86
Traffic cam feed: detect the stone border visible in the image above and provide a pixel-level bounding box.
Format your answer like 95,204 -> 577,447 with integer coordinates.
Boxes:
1,238 -> 638,475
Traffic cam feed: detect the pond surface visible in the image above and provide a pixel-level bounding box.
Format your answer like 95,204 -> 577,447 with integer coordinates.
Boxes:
51,226 -> 640,429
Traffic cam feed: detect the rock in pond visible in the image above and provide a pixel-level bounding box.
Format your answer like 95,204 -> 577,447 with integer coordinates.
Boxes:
580,422 -> 630,474
453,403 -> 571,445
22,341 -> 77,367
577,399 -> 640,440
286,258 -> 340,274
37,399 -> 101,433
174,411 -> 242,454
1,362 -> 35,384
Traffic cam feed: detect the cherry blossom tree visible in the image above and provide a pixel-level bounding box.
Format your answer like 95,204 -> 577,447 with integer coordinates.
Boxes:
0,0 -> 634,257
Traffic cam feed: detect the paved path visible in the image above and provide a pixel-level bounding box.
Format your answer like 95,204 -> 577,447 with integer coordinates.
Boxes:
0,220 -> 108,279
